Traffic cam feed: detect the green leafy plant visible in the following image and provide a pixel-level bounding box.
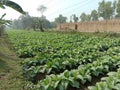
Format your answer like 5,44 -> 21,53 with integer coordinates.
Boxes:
7,30 -> 120,90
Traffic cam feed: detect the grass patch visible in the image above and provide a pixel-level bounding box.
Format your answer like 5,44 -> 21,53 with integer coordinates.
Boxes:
0,37 -> 24,90
0,58 -> 9,73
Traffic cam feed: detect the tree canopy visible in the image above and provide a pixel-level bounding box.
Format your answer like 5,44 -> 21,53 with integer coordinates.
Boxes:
55,14 -> 67,24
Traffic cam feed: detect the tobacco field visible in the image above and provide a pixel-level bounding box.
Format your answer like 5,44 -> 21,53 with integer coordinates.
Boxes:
7,30 -> 120,90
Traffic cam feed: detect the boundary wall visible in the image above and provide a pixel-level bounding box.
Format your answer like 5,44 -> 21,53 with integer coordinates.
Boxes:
57,20 -> 120,32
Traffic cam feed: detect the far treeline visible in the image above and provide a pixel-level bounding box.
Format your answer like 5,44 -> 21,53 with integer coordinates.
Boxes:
54,0 -> 120,23
68,0 -> 120,23
11,13 -> 56,31
11,0 -> 120,30
63,0 -> 120,23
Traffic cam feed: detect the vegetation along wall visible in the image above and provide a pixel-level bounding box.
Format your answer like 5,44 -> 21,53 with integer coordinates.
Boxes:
57,19 -> 120,32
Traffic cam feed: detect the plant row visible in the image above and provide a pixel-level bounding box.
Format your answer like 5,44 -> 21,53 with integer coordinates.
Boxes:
88,67 -> 120,90
24,46 -> 120,90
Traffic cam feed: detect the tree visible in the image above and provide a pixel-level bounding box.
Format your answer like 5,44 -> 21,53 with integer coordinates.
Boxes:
98,0 -> 114,20
91,10 -> 98,21
73,14 -> 79,23
11,13 -> 32,30
30,17 -> 39,31
12,19 -> 22,29
80,13 -> 87,22
37,5 -> 47,32
0,0 -> 25,36
55,14 -> 67,24
80,13 -> 91,22
116,0 -> 120,18
42,18 -> 50,29
37,5 -> 47,17
70,15 -> 73,23
20,13 -> 32,29
50,22 -> 56,28
113,0 -> 117,18
36,16 -> 53,30
11,16 -> 54,31
86,14 -> 91,21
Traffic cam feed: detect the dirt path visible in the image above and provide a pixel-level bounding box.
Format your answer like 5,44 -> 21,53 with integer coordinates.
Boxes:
0,37 -> 24,90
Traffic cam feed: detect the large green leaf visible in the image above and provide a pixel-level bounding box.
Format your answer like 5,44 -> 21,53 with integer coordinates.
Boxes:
0,0 -> 25,14
0,13 -> 6,19
0,19 -> 11,25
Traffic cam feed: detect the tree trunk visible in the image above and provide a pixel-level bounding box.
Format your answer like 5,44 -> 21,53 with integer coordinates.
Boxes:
39,23 -> 44,32
33,25 -> 36,31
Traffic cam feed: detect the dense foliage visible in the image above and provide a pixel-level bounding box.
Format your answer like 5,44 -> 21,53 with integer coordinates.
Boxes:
89,67 -> 120,90
11,15 -> 55,30
7,30 -> 120,90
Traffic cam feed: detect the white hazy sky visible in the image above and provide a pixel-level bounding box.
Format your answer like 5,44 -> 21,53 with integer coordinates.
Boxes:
0,0 -> 113,21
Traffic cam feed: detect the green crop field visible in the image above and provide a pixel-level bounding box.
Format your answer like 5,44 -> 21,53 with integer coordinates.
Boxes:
7,30 -> 120,90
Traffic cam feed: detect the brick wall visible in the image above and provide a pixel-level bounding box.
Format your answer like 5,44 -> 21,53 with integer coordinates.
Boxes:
57,19 -> 120,32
